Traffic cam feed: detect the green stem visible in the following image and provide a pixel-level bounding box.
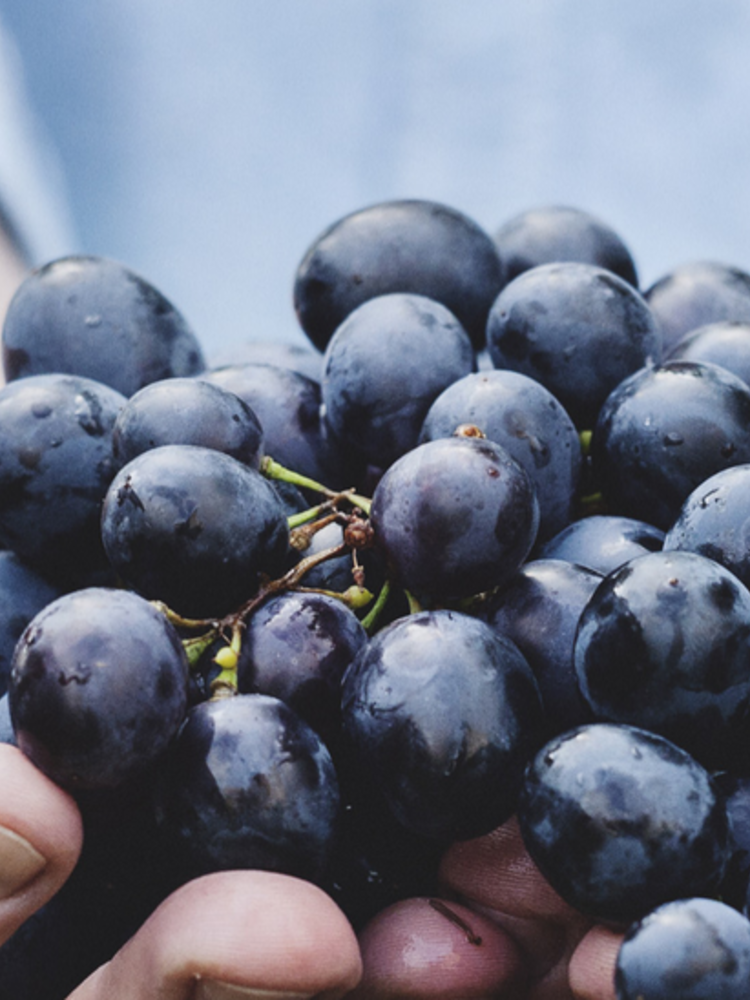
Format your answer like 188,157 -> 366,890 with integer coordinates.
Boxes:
182,629 -> 220,667
361,578 -> 392,633
405,590 -> 423,614
152,600 -> 217,632
292,583 -> 374,610
261,456 -> 372,515
287,502 -> 339,531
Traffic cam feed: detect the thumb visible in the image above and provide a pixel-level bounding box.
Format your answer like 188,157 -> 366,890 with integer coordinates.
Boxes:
67,870 -> 362,1000
0,744 -> 83,946
568,925 -> 622,1000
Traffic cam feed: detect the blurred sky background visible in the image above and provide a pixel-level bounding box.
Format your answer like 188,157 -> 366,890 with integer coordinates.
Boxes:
1,1 -> 749,361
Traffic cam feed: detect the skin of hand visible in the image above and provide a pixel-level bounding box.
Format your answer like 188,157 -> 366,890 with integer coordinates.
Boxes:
347,817 -> 623,1000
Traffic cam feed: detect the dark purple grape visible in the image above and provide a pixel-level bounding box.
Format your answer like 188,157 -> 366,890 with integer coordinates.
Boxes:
371,436 -> 539,604
537,514 -> 664,575
645,261 -> 750,354
574,550 -> 750,773
208,340 -> 323,383
0,373 -> 125,586
293,199 -> 505,352
0,694 -> 14,745
591,361 -> 750,530
9,587 -> 189,792
615,897 -> 750,1000
341,609 -> 545,842
517,723 -> 729,925
321,293 -> 475,470
203,362 -> 358,489
666,320 -> 750,387
2,255 -> 205,396
153,693 -> 340,883
112,377 -> 264,469
493,205 -> 638,286
715,773 -> 750,910
101,444 -> 290,618
486,262 -> 661,428
236,590 -> 367,748
485,559 -> 601,736
419,369 -> 582,541
663,464 -> 750,590
0,552 -> 62,697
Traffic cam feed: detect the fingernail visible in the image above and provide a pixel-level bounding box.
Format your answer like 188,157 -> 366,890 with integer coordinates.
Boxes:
0,826 -> 46,898
195,981 -> 310,1000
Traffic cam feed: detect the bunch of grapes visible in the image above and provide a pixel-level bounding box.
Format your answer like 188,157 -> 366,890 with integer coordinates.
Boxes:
1,203 -> 750,998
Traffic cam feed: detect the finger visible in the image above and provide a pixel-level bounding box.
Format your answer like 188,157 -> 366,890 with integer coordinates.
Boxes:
67,870 -> 362,1000
568,925 -> 621,1000
0,743 -> 83,945
347,896 -> 527,999
439,816 -> 592,988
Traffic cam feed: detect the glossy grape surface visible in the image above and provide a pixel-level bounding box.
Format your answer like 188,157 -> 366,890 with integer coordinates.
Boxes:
2,255 -> 205,396
9,588 -> 190,792
420,369 -> 581,541
518,723 -> 729,925
645,260 -> 750,354
486,559 -> 600,736
616,897 -> 750,1000
716,773 -> 750,910
0,373 -> 125,585
154,693 -> 341,882
592,360 -> 750,530
112,377 -> 264,468
663,463 -> 750,590
321,292 -> 475,470
0,552 -> 62,696
537,514 -> 664,575
574,549 -> 750,772
666,320 -> 750,386
493,205 -> 638,286
294,198 -> 505,351
236,590 -> 367,747
101,444 -> 290,617
486,262 -> 661,428
341,609 -> 545,841
371,436 -> 539,603
204,361 -> 357,488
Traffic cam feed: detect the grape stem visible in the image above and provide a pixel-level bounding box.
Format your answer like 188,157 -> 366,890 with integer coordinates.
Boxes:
361,578 -> 392,633
261,456 -> 372,515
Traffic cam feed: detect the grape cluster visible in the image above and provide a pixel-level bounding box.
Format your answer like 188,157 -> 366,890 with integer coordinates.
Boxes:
2,205 -> 750,997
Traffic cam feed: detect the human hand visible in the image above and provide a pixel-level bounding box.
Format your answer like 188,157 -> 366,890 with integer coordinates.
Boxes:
348,817 -> 623,999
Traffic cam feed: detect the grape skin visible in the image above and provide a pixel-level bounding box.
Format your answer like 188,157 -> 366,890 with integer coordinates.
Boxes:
616,897 -> 750,999
371,435 -> 539,604
518,723 -> 729,926
9,587 -> 190,792
153,693 -> 341,883
100,444 -> 290,618
341,609 -> 545,842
